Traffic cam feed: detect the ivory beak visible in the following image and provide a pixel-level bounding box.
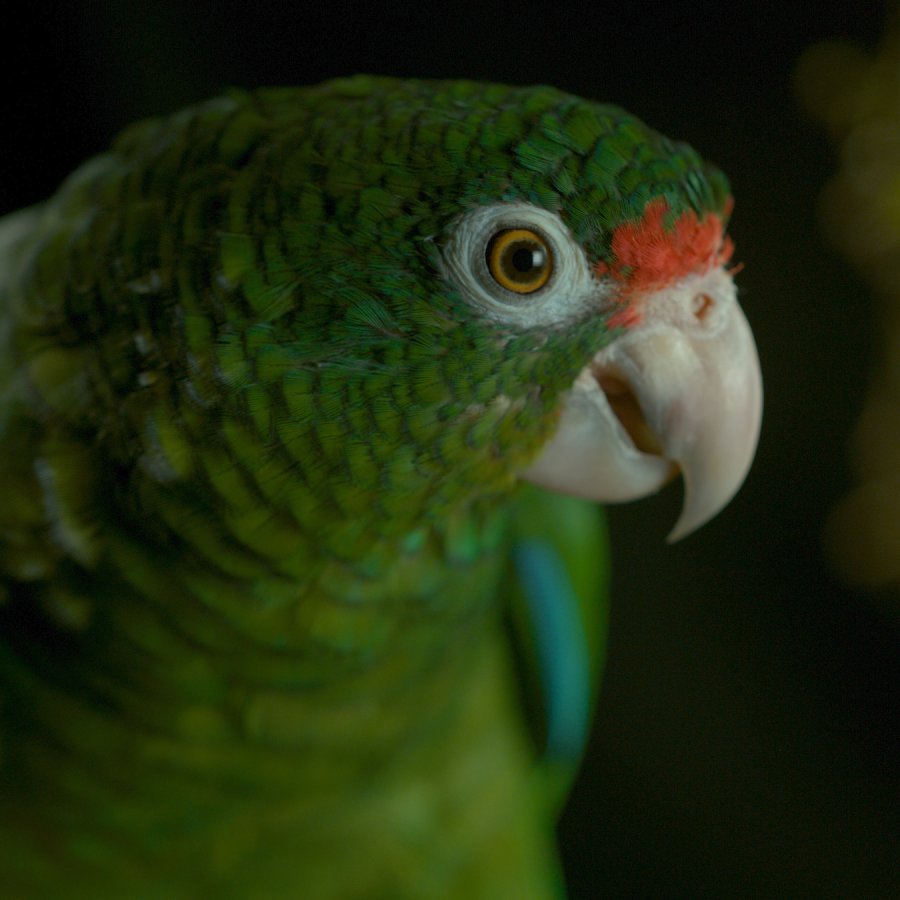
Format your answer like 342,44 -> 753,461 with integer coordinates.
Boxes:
521,266 -> 763,541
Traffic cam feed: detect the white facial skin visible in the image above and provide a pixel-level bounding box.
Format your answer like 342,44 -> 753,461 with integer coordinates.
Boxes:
443,202 -> 763,541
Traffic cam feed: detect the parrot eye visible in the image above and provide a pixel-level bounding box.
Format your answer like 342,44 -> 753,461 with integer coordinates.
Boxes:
486,228 -> 553,294
441,201 -> 598,328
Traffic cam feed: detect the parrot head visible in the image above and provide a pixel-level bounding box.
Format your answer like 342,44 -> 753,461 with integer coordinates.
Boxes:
208,77 -> 761,541
439,192 -> 759,541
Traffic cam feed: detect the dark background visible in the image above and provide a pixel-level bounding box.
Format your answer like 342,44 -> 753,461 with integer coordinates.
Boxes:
3,2 -> 898,897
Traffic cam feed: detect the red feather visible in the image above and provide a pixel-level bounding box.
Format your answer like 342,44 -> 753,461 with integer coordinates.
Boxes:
595,197 -> 735,327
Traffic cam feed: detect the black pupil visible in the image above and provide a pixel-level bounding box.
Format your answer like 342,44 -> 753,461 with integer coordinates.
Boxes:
511,246 -> 536,272
507,242 -> 544,279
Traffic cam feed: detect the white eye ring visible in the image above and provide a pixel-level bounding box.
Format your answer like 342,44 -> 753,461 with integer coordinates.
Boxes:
440,202 -> 600,329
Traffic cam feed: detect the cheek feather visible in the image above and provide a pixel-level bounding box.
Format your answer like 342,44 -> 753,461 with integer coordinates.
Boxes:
594,197 -> 736,328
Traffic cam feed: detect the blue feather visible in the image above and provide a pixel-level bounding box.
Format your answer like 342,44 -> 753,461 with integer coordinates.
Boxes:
513,538 -> 591,766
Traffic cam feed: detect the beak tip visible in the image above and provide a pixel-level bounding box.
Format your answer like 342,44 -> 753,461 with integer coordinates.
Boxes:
665,512 -> 715,544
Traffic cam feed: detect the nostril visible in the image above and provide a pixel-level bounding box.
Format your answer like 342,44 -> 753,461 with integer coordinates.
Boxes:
692,292 -> 714,321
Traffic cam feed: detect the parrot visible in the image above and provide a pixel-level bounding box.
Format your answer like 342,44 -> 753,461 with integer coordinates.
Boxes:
0,76 -> 762,898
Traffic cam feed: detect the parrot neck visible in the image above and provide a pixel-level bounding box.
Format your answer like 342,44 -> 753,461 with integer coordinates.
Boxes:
1,489 -> 540,888
11,488 -> 516,786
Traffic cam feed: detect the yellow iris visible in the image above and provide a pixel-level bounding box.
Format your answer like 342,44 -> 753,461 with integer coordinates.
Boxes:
486,228 -> 553,294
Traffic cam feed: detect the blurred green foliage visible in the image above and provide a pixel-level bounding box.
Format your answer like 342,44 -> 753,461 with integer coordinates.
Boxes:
798,24 -> 900,607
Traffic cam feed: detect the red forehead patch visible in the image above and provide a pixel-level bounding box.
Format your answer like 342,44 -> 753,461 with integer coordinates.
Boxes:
595,197 -> 735,327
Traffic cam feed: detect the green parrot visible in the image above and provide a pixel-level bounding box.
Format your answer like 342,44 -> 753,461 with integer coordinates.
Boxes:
0,76 -> 762,898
